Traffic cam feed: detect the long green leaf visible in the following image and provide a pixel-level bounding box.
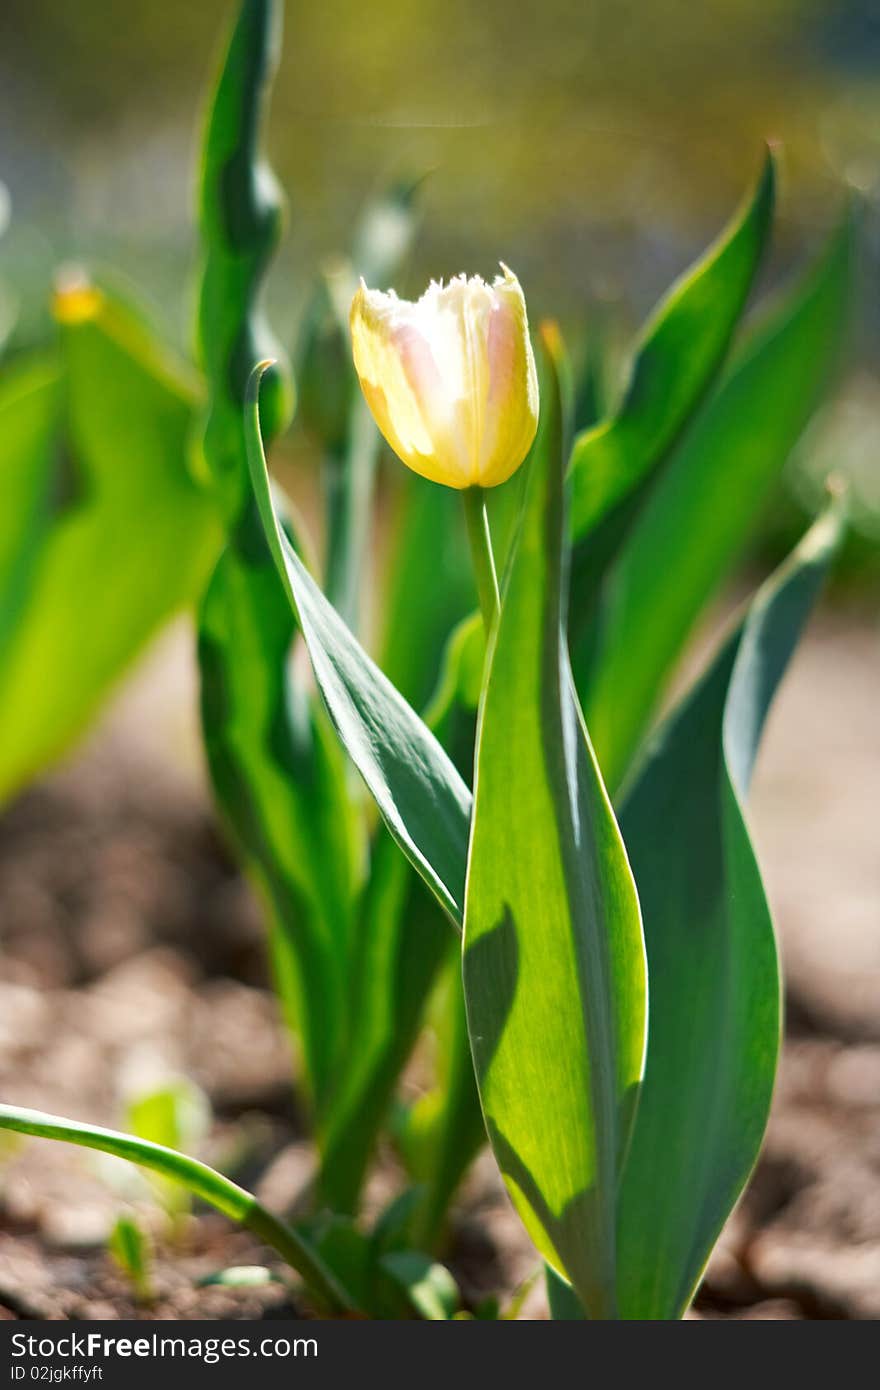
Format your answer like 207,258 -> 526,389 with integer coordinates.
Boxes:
380,476 -> 474,710
462,331 -> 647,1318
316,828 -> 451,1212
196,0 -> 293,521
199,532 -> 359,1113
194,0 -> 361,1116
396,954 -> 487,1251
568,152 -> 775,633
246,365 -> 472,927
0,291 -> 220,803
0,1104 -> 353,1313
614,495 -> 844,1320
318,617 -> 485,1216
583,217 -> 853,791
0,359 -> 61,668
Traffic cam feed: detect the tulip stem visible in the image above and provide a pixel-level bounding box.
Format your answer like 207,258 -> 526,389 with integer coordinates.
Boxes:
463,487 -> 500,632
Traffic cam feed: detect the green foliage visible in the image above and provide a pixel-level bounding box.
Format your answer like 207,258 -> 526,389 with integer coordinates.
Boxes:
0,290 -> 220,803
194,0 -> 361,1121
245,365 -> 471,924
195,0 -> 293,523
380,478 -> 475,710
380,1251 -> 459,1320
195,1 -> 471,1221
108,1213 -> 153,1304
462,334 -> 646,1318
0,0 -> 857,1324
199,519 -> 360,1115
0,1103 -> 353,1313
613,495 -> 844,1319
0,360 -> 60,672
567,150 -> 776,629
316,617 -> 483,1216
584,216 -> 854,790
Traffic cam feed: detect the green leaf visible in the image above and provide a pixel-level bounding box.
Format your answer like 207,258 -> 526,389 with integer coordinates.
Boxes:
245,365 -> 472,927
0,358 -> 62,668
0,1103 -> 353,1313
583,216 -> 853,791
567,159 -> 779,793
108,1214 -> 153,1304
316,830 -> 450,1211
302,1212 -> 373,1310
195,0 -> 359,1117
462,331 -> 647,1319
316,612 -> 483,1215
380,474 -> 474,710
199,525 -> 359,1116
379,1250 -> 459,1320
0,291 -> 220,804
568,151 -> 775,627
546,1264 -> 587,1320
196,0 -> 293,522
615,495 -> 845,1320
393,951 -> 486,1251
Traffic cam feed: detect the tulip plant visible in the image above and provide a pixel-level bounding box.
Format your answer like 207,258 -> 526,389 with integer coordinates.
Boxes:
0,0 -> 854,1319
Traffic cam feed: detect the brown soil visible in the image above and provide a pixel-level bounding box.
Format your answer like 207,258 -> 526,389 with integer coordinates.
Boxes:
0,610 -> 878,1321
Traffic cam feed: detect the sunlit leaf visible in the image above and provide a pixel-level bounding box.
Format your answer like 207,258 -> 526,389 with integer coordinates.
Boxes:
583,216 -> 853,790
246,365 -> 472,927
0,358 -> 61,667
194,0 -> 359,1117
0,291 -> 220,803
0,1104 -> 353,1313
568,150 -> 775,553
614,495 -> 845,1319
462,330 -> 646,1318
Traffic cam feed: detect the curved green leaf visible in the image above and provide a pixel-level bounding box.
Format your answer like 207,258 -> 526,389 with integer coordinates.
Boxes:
246,366 -> 472,927
199,513 -> 359,1115
0,1103 -> 353,1313
194,0 -> 362,1116
316,612 -> 484,1215
614,495 -> 845,1320
0,359 -> 61,668
583,216 -> 853,792
196,0 -> 293,521
0,291 -> 220,803
568,152 -> 775,631
462,331 -> 647,1319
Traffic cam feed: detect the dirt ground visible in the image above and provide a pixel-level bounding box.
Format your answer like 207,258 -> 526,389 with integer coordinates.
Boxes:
0,605 -> 877,1321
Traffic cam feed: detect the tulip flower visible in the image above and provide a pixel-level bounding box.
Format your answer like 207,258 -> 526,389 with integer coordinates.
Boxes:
349,265 -> 539,492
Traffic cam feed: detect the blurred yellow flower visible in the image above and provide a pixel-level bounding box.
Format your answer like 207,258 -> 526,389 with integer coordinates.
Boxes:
350,265 -> 539,489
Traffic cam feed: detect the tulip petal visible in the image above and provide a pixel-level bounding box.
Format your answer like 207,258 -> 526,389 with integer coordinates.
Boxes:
350,267 -> 538,490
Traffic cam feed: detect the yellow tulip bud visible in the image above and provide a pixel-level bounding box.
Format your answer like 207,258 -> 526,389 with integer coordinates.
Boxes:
350,264 -> 539,490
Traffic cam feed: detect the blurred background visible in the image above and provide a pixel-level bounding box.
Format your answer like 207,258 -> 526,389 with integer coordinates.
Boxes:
0,0 -> 878,1319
